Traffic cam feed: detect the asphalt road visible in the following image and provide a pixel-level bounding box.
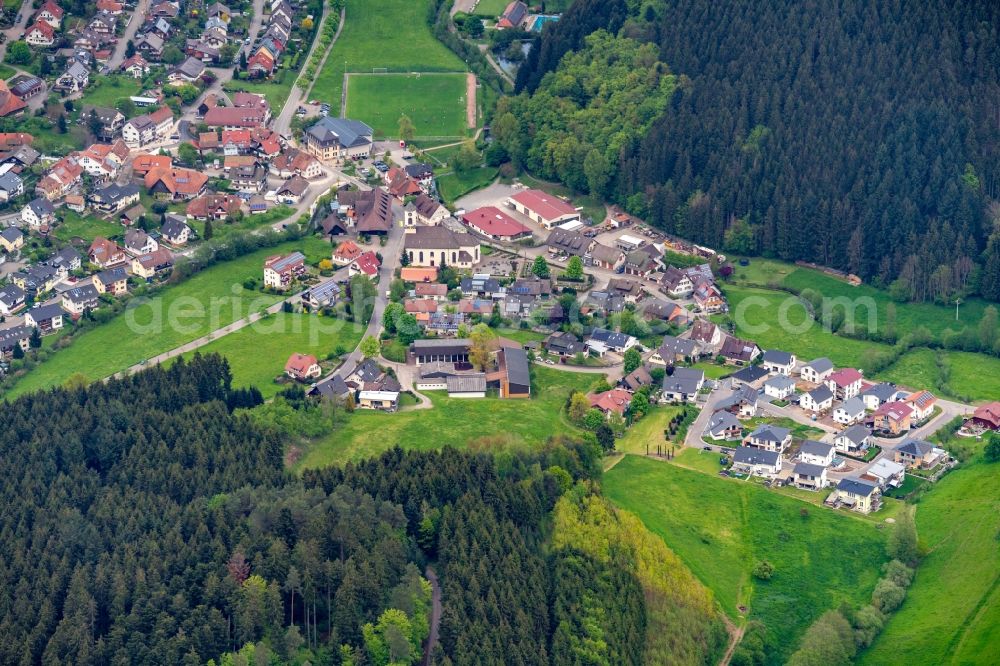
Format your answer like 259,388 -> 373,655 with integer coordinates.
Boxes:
107,0 -> 151,70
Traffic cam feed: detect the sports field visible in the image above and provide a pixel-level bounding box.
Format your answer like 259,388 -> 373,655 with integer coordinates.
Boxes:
345,73 -> 469,138
312,0 -> 466,110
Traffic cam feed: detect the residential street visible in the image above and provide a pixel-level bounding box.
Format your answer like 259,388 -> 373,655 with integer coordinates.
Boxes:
107,0 -> 151,70
0,0 -> 32,65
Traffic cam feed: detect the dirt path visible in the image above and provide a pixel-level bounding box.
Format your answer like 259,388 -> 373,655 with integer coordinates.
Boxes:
423,566 -> 442,666
718,617 -> 745,666
466,72 -> 477,129
341,72 -> 350,118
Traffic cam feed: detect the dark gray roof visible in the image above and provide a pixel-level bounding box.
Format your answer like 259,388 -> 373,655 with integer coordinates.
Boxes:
794,462 -> 826,476
0,284 -> 24,304
161,216 -> 191,238
546,227 -> 590,255
26,302 -> 66,321
762,349 -> 794,365
662,366 -> 703,395
837,477 -> 878,496
808,385 -> 834,402
1,226 -> 22,242
799,440 -> 833,457
403,226 -> 476,251
0,172 -> 22,192
838,424 -> 871,444
658,335 -> 697,359
412,338 -> 471,351
306,117 -> 373,148
731,365 -> 769,384
718,384 -> 759,411
503,347 -> 530,387
733,446 -> 780,466
0,325 -> 31,348
310,375 -> 350,399
28,198 -> 56,216
708,410 -> 741,435
589,327 -> 632,349
764,374 -> 796,390
837,397 -> 866,414
64,283 -> 99,303
861,382 -> 898,401
804,357 -> 834,373
352,358 -> 382,383
748,424 -> 791,443
95,266 -> 128,284
897,438 -> 934,456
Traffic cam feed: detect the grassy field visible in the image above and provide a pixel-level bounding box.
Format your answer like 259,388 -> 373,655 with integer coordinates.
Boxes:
78,76 -> 144,109
346,73 -> 469,139
175,312 -> 364,398
470,0 -> 508,15
0,64 -> 16,80
615,405 -> 686,455
691,361 -> 731,379
876,347 -> 1000,402
728,257 -> 992,341
7,238 -> 331,398
861,460 -> 1000,665
605,456 -> 889,663
744,416 -> 826,441
53,211 -> 123,244
224,73 -> 297,117
438,166 -> 499,203
296,365 -> 602,469
313,0 -> 466,110
717,285 -> 891,368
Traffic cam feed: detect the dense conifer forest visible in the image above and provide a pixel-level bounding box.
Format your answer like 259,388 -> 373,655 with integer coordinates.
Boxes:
0,355 -> 722,665
507,0 -> 1000,302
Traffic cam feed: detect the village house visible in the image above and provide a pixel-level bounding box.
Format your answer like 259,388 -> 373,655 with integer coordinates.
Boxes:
763,374 -> 797,400
301,280 -> 341,310
61,283 -> 99,317
23,303 -> 66,335
621,366 -> 653,392
349,251 -> 381,279
834,424 -> 873,454
799,440 -> 835,466
894,438 -> 941,469
88,237 -> 126,268
903,390 -> 937,421
661,266 -> 695,297
729,364 -> 769,389
276,175 -> 309,204
507,189 -> 579,229
546,227 -> 591,257
660,367 -> 704,403
22,198 -> 56,228
303,117 -> 374,162
90,183 -> 141,214
800,384 -> 834,413
11,265 -> 58,297
358,390 -> 400,412
36,156 -> 83,200
123,229 -> 159,257
186,193 -> 245,221
745,424 -> 792,453
833,396 -> 866,425
586,328 -> 637,355
403,226 -> 481,269
403,193 -> 449,227
860,382 -> 902,410
46,247 -> 81,278
588,388 -> 632,417
800,357 -> 834,383
0,227 -> 24,254
0,171 -> 22,201
497,0 -> 529,29
793,462 -> 828,490
35,1 -> 64,28
331,240 -> 363,267
545,331 -> 585,358
732,447 -> 782,478
642,300 -> 686,325
693,282 -> 726,313
54,62 -> 90,94
0,284 -> 25,315
872,401 -> 912,434
650,335 -> 699,366
831,478 -> 881,514
82,107 -> 126,141
719,336 -> 760,365
25,22 -> 56,47
161,215 -> 193,246
0,326 -> 32,358
690,319 -> 723,350
285,353 -> 322,382
587,243 -> 625,270
263,252 -> 306,290
825,368 -> 864,399
717,384 -> 759,418
144,167 -> 208,200
761,349 -> 796,375
706,410 -> 743,440
862,459 -> 906,490
92,266 -> 129,295
121,54 -> 150,78
123,107 -> 174,148
967,402 -> 1000,432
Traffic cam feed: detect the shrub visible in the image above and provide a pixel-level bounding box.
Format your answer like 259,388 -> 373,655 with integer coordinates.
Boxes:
871,579 -> 906,614
752,560 -> 774,580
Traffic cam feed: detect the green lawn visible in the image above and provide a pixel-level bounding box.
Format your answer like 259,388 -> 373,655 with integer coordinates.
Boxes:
175,312 -> 364,398
615,405 -> 686,455
494,327 -> 547,344
313,0 -> 466,111
346,73 -> 469,139
224,73 -> 297,118
53,210 -> 123,244
605,456 -> 890,663
470,0 -> 508,15
716,285 -> 891,369
877,347 -> 939,389
437,166 -> 499,203
0,64 -> 16,80
296,365 -> 602,469
876,347 -> 1000,402
7,238 -> 331,398
861,460 -> 1000,665
671,446 -> 726,474
691,361 -> 731,379
78,76 -> 143,110
728,256 -> 992,341
744,416 -> 826,441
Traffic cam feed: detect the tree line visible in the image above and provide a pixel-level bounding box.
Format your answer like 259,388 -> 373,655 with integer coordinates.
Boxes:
508,0 -> 1000,304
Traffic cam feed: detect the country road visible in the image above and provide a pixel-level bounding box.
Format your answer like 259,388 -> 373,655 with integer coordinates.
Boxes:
422,566 -> 442,666
108,0 -> 151,70
274,4 -> 344,135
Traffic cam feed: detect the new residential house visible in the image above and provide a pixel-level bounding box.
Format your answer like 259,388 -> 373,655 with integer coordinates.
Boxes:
872,401 -> 913,434
800,357 -> 834,383
831,478 -> 881,514
732,447 -> 782,478
23,303 -> 66,334
660,367 -> 705,403
61,283 -> 100,317
825,368 -> 864,399
122,107 -> 174,148
649,335 -> 698,365
799,440 -> 835,466
706,410 -> 743,440
719,336 -> 760,365
403,226 -> 481,269
835,424 -> 872,454
761,349 -> 796,375
763,375 -> 797,400
586,328 -> 637,354
793,462 -> 828,490
800,384 -> 834,413
860,382 -> 902,410
745,424 -> 792,453
833,396 -> 866,425
894,438 -> 940,469
303,117 -> 374,162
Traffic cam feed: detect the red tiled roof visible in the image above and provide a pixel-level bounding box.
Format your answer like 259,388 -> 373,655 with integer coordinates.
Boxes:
285,353 -> 318,375
131,154 -> 172,174
874,401 -> 913,420
588,389 -> 632,415
510,188 -> 576,221
827,368 -> 863,387
404,298 -> 437,314
144,167 -> 208,196
353,251 -> 380,276
463,206 -> 531,238
971,402 -> 1000,428
333,240 -> 362,262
